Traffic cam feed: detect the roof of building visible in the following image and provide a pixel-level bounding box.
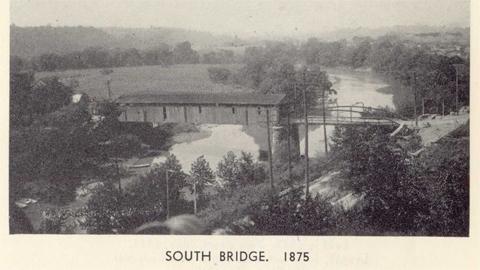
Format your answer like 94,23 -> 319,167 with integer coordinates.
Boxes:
116,92 -> 286,106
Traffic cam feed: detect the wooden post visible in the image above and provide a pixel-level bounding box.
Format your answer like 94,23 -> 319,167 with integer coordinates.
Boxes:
321,89 -> 328,156
165,170 -> 170,219
266,109 -> 274,190
412,72 -> 418,127
107,79 -> 111,100
115,158 -> 121,195
336,104 -> 339,122
183,106 -> 188,123
294,83 -> 297,117
455,65 -> 459,113
303,87 -> 310,201
193,179 -> 197,215
287,112 -> 292,182
422,98 -> 425,115
442,99 -> 445,118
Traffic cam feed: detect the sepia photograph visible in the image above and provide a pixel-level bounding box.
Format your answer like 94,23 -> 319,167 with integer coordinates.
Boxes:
8,0 -> 470,238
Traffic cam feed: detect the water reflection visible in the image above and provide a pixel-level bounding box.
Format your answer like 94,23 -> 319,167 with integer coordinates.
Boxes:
168,124 -> 261,172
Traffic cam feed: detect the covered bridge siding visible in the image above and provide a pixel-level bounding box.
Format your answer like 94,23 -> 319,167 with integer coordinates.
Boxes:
116,93 -> 287,126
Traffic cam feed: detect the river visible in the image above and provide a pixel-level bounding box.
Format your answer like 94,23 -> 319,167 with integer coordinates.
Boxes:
167,68 -> 394,171
299,68 -> 395,157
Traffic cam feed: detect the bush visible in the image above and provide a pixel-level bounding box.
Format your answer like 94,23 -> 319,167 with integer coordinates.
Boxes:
207,67 -> 232,83
216,151 -> 266,190
80,154 -> 190,234
79,183 -> 165,234
412,137 -> 469,236
119,122 -> 173,149
39,208 -> 75,234
329,124 -> 469,235
198,183 -> 271,230
248,191 -> 337,235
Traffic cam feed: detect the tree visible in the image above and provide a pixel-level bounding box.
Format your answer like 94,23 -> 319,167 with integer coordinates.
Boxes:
10,103 -> 103,204
30,76 -> 73,116
81,154 -> 189,234
143,44 -> 173,67
79,182 -> 164,234
37,53 -> 63,71
330,125 -> 431,234
216,151 -> 265,190
173,41 -> 199,64
11,55 -> 26,73
207,67 -> 231,83
10,71 -> 35,127
189,156 -> 215,204
217,151 -> 241,189
347,39 -> 372,68
248,191 -> 336,235
80,47 -> 111,68
93,101 -> 122,142
412,130 -> 469,236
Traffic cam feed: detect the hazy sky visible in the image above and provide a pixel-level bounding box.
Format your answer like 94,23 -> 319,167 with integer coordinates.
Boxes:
11,0 -> 470,36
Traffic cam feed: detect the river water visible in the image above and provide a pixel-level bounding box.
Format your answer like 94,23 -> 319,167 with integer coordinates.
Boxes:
299,68 -> 395,157
167,68 -> 394,171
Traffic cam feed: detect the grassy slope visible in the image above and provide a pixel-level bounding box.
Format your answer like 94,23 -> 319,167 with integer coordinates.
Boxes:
36,64 -> 246,100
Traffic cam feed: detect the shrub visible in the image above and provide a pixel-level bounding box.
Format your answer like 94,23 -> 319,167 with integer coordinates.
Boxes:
198,183 -> 271,230
248,191 -> 337,235
216,151 -> 266,190
207,67 -> 232,83
39,208 -> 75,234
119,122 -> 173,149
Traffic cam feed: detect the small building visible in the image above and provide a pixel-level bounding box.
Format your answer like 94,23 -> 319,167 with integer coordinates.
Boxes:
116,92 -> 287,126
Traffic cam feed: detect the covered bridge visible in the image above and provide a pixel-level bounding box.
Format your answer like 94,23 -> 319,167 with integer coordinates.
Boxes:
116,92 -> 286,126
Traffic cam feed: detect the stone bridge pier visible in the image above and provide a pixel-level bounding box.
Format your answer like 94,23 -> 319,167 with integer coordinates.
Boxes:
272,124 -> 301,161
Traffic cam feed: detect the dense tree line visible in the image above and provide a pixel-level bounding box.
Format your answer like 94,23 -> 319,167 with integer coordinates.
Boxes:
10,41 -> 237,72
201,49 -> 235,64
11,41 -> 236,73
298,35 -> 469,116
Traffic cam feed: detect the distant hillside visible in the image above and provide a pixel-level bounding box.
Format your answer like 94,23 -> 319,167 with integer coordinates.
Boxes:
11,25 -> 117,58
102,27 -> 235,50
307,25 -> 470,43
11,25 -> 238,58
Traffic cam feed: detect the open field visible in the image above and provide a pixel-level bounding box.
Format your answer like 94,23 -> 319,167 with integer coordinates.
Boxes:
36,64 -> 246,100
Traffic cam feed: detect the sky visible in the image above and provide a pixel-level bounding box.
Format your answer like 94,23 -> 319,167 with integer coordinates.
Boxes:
10,0 -> 470,37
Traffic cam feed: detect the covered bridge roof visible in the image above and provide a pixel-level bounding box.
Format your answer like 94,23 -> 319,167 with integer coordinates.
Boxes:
116,92 -> 286,106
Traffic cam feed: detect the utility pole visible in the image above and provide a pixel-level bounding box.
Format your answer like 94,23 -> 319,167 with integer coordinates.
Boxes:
266,109 -> 274,190
115,158 -> 121,194
453,64 -> 463,114
303,82 -> 310,201
422,98 -> 425,115
293,81 -> 298,117
287,110 -> 293,182
455,65 -> 459,113
193,178 -> 197,215
412,71 -> 418,127
107,79 -> 112,100
442,99 -> 445,118
165,169 -> 170,219
321,88 -> 328,156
